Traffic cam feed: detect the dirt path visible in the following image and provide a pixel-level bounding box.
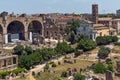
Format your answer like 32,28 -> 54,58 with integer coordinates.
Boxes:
26,72 -> 36,80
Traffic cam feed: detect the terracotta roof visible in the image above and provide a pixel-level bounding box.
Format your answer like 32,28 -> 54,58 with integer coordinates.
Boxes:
98,18 -> 112,21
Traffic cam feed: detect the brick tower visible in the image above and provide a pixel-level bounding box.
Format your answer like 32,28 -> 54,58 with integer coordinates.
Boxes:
92,4 -> 98,24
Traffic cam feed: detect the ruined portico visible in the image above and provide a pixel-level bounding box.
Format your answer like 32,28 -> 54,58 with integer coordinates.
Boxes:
0,12 -> 44,44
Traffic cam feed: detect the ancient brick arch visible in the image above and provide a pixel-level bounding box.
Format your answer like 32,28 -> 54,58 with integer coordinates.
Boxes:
0,16 -> 45,44
7,20 -> 25,42
6,18 -> 26,28
28,20 -> 42,34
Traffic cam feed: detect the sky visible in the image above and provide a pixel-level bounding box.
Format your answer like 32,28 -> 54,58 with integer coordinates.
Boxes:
0,0 -> 120,14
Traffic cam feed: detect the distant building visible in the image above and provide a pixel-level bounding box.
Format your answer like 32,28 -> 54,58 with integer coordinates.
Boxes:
76,20 -> 97,40
98,18 -> 112,27
116,9 -> 120,17
93,23 -> 110,36
112,19 -> 120,33
77,20 -> 111,40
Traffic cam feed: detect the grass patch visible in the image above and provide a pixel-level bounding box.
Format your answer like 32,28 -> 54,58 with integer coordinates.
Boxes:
71,43 -> 77,49
35,59 -> 95,80
87,47 -> 99,54
112,46 -> 120,54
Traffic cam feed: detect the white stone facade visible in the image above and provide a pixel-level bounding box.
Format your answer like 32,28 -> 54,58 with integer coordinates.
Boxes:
76,20 -> 97,40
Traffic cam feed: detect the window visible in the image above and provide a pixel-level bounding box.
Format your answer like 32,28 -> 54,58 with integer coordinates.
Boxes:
90,34 -> 92,39
13,57 -> 16,64
47,31 -> 49,36
83,27 -> 86,31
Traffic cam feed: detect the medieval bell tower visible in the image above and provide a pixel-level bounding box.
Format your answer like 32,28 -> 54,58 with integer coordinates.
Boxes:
92,4 -> 98,24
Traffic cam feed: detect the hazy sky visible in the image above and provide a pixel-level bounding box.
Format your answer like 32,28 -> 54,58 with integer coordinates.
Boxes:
0,0 -> 119,14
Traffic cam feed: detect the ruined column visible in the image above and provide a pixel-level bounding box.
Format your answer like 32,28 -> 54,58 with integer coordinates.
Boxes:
3,27 -> 7,44
5,34 -> 8,44
24,26 -> 29,41
29,32 -> 32,42
106,70 -> 113,80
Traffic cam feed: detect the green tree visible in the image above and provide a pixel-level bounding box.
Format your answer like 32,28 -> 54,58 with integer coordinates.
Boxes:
77,38 -> 97,51
64,27 -> 70,35
67,19 -> 80,34
97,47 -> 111,59
93,62 -> 107,74
107,63 -> 114,72
74,73 -> 85,80
30,51 -> 43,65
13,45 -> 24,55
18,53 -> 33,70
74,49 -> 81,57
25,46 -> 33,55
69,32 -> 76,44
96,36 -> 118,45
61,71 -> 67,77
55,42 -> 74,55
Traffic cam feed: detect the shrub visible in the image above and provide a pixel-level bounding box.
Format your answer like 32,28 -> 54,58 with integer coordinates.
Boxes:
0,72 -> 9,79
61,71 -> 67,77
96,36 -> 118,45
25,46 -> 33,55
44,63 -> 49,72
93,62 -> 107,74
13,45 -> 24,55
74,49 -> 81,57
114,42 -> 120,46
112,36 -> 118,42
12,68 -> 26,75
55,42 -> 74,54
51,62 -> 57,67
74,73 -> 85,80
107,63 -> 114,72
0,68 -> 25,79
97,47 -> 111,59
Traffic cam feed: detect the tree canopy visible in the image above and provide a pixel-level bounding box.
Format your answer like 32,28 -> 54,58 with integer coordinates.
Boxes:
93,62 -> 107,74
77,38 -> 97,51
97,47 -> 111,59
74,73 -> 85,80
96,36 -> 118,45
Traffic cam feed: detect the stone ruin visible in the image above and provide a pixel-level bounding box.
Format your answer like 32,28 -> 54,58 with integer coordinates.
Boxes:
106,70 -> 113,80
115,60 -> 120,77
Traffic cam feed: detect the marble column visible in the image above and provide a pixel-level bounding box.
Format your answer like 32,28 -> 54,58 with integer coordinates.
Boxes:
5,34 -> 8,44
29,32 -> 32,42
